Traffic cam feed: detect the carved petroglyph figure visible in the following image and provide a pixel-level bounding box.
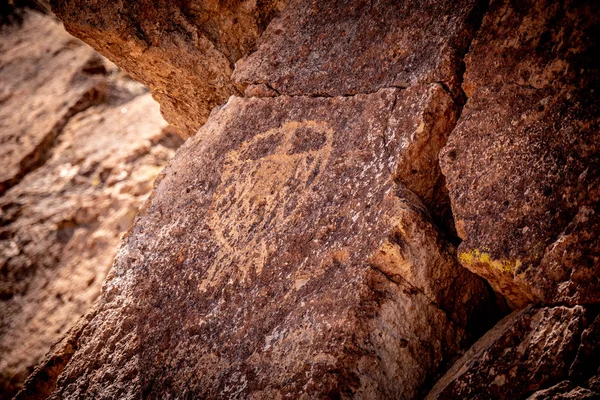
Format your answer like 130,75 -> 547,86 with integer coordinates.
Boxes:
204,120 -> 334,288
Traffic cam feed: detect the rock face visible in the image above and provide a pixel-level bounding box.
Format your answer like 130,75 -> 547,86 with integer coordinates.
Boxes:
427,306 -> 600,399
50,0 -> 288,138
15,0 -> 600,398
0,12 -> 181,399
22,84 -> 494,399
233,0 -> 486,102
440,0 -> 600,307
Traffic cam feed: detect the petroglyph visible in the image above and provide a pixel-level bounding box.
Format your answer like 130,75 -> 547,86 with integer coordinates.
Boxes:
205,120 -> 334,287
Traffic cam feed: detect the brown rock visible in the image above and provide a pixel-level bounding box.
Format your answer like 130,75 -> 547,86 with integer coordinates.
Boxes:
440,0 -> 600,307
0,14 -> 182,396
569,313 -> 600,391
26,85 -> 494,398
427,305 -> 596,400
527,381 -> 600,400
0,91 -> 179,398
49,0 -> 288,137
233,0 -> 487,101
0,11 -> 106,196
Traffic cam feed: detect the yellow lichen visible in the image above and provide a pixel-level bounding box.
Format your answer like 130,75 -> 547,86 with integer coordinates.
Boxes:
459,249 -> 521,276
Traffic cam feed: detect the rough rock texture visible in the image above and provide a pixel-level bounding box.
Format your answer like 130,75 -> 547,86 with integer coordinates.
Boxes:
17,0 -> 600,398
233,0 -> 487,102
50,0 -> 288,137
527,382 -> 600,400
427,305 -> 600,400
0,11 -> 106,195
22,85 -> 495,399
440,0 -> 600,307
0,12 -> 181,399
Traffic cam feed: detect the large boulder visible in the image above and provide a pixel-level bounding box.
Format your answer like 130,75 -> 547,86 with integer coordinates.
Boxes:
440,0 -> 600,308
0,12 -> 181,398
20,85 -> 495,399
50,0 -> 288,137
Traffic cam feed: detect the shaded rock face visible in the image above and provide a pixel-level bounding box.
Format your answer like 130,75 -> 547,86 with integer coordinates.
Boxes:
0,12 -> 181,399
50,0 -> 288,138
427,306 -> 600,399
440,0 -> 600,307
26,85 -> 494,399
233,0 -> 486,102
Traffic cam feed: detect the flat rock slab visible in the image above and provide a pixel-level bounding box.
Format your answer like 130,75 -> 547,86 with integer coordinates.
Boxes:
440,0 -> 600,307
233,0 -> 485,99
50,0 -> 287,137
33,86 -> 493,399
0,11 -> 106,195
427,305 -> 600,400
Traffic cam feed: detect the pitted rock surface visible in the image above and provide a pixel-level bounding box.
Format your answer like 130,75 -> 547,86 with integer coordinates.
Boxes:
233,0 -> 486,101
427,305 -> 600,400
440,0 -> 600,307
50,0 -> 287,137
28,86 -> 494,399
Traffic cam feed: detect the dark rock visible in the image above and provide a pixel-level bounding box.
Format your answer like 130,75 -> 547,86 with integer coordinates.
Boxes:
49,0 -> 288,137
440,0 -> 600,307
233,0 -> 487,101
427,306 -> 590,400
527,381 -> 600,400
25,85 -> 494,398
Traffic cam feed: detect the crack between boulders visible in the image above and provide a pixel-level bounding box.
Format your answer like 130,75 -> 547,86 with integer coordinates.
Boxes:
242,83 -> 410,99
0,83 -> 106,197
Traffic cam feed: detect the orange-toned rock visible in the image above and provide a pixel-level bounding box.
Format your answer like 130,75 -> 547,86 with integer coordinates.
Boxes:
0,12 -> 182,398
0,11 -> 106,196
50,0 -> 288,137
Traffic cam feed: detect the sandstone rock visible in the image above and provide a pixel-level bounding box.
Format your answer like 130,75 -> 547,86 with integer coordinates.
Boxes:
439,0 -> 600,307
233,0 -> 487,101
0,11 -> 106,196
0,13 -> 182,397
50,0 -> 288,137
24,85 -> 495,398
427,305 -> 600,400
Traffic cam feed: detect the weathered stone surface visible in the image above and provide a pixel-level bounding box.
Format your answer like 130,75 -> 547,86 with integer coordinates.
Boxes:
26,85 -> 495,398
527,381 -> 600,400
440,0 -> 600,307
0,91 -> 179,398
0,11 -> 106,196
233,0 -> 487,100
0,14 -> 181,396
50,0 -> 287,137
427,305 -> 599,400
569,313 -> 600,393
